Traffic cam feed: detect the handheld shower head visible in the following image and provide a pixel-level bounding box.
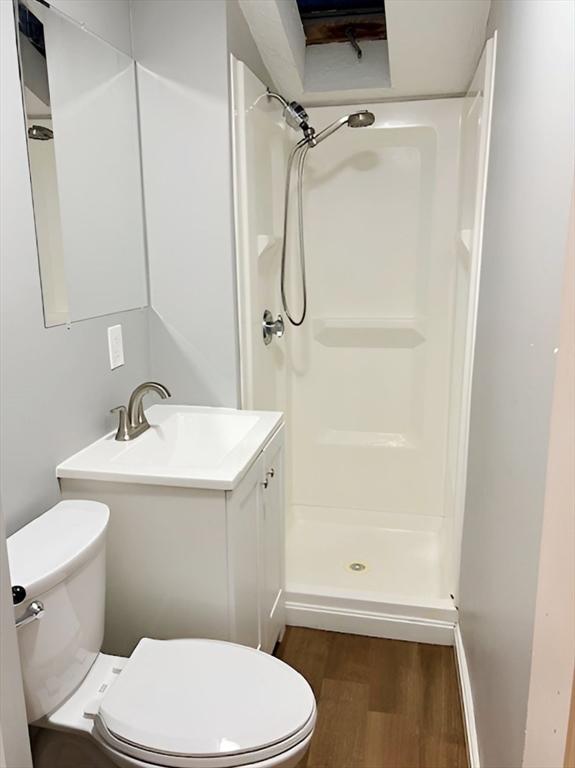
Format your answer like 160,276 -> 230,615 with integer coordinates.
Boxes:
347,110 -> 375,128
313,109 -> 375,145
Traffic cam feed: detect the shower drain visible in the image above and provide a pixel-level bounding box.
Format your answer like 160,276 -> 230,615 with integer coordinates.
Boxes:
348,562 -> 367,572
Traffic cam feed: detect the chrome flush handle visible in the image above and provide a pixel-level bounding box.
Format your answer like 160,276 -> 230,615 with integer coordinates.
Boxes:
16,600 -> 45,629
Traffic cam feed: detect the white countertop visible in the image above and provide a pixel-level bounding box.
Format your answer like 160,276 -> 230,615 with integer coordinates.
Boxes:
57,405 -> 283,491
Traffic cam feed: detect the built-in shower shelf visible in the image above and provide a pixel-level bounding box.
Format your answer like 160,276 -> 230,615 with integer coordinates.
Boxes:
313,317 -> 425,348
257,234 -> 281,260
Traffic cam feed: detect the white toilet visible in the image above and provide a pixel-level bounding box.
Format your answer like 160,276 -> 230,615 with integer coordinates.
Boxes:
8,500 -> 316,768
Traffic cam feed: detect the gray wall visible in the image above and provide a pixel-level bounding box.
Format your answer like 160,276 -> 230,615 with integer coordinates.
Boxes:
0,1 -> 149,535
132,0 -> 268,408
458,2 -> 575,766
1,0 -> 269,535
50,0 -> 132,57
132,0 -> 240,407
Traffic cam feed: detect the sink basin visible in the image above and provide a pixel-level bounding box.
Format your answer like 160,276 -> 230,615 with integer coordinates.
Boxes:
57,405 -> 283,490
116,410 -> 261,469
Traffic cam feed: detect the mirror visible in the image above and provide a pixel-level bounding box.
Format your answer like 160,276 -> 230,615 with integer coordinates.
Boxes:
16,0 -> 148,327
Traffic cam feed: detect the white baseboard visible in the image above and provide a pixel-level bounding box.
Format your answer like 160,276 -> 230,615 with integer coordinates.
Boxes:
285,597 -> 456,646
454,624 -> 480,768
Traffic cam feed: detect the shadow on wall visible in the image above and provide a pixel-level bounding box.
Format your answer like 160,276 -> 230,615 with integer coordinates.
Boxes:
148,310 -> 239,408
305,150 -> 381,188
304,126 -> 436,190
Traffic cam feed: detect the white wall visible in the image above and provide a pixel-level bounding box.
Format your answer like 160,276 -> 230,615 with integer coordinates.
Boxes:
444,38 -> 496,601
458,2 -> 575,766
230,58 -> 288,415
50,0 -> 132,57
523,194 -> 574,768
0,0 -> 149,536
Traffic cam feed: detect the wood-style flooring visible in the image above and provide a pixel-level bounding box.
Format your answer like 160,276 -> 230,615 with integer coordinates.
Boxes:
274,627 -> 468,768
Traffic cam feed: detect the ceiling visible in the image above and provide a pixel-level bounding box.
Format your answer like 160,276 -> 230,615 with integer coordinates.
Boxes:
239,0 -> 491,106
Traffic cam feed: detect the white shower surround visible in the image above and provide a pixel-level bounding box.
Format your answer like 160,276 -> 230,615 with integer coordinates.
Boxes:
231,56 -> 488,643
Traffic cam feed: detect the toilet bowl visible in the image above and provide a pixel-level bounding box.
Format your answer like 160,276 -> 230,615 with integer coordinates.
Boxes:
8,501 -> 316,768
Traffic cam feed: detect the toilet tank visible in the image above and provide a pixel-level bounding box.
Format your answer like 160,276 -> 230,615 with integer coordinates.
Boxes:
7,500 -> 109,723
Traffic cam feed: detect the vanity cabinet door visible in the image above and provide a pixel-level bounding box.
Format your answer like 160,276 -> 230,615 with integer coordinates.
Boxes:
226,457 -> 262,649
260,427 -> 285,653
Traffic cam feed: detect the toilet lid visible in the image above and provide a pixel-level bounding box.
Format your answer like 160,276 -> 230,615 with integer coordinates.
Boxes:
96,638 -> 315,763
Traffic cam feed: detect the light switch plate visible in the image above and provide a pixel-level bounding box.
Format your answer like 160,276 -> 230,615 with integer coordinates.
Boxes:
107,325 -> 124,369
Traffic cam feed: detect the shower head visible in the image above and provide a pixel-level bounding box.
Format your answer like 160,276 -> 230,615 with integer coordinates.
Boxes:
267,88 -> 375,148
313,109 -> 375,145
347,110 -> 375,128
28,124 -> 54,141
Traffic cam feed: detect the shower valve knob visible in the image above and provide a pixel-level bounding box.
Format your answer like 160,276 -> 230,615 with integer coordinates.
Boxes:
262,311 -> 285,345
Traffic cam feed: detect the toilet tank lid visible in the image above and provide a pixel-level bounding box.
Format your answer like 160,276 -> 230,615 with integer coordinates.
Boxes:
7,500 -> 109,599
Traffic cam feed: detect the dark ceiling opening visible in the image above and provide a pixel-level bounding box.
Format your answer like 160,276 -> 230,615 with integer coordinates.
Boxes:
296,0 -> 387,48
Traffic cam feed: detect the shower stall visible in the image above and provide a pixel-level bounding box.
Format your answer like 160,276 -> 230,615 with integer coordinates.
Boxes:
231,42 -> 495,643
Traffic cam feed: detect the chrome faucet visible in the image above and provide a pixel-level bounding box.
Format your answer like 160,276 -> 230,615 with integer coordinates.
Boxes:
111,382 -> 171,441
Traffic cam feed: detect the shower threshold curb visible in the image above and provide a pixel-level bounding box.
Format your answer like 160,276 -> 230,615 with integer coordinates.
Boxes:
284,591 -> 457,646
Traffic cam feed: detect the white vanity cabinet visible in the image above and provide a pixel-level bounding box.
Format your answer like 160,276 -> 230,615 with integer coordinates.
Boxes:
59,420 -> 285,657
260,431 -> 285,652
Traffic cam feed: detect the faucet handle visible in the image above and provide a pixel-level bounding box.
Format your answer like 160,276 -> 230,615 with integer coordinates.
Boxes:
111,405 -> 130,442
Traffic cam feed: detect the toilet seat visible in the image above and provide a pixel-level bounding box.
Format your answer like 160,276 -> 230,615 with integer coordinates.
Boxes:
95,716 -> 315,768
94,638 -> 316,768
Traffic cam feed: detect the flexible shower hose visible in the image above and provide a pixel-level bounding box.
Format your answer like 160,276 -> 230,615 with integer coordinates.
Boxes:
281,140 -> 310,326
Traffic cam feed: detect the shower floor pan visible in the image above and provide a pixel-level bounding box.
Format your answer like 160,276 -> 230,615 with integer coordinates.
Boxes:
285,506 -> 457,645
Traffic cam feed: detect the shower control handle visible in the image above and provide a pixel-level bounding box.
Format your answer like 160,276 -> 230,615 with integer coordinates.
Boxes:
262,310 -> 284,346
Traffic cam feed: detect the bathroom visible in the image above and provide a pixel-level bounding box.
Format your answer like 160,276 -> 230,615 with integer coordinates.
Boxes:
0,0 -> 574,767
